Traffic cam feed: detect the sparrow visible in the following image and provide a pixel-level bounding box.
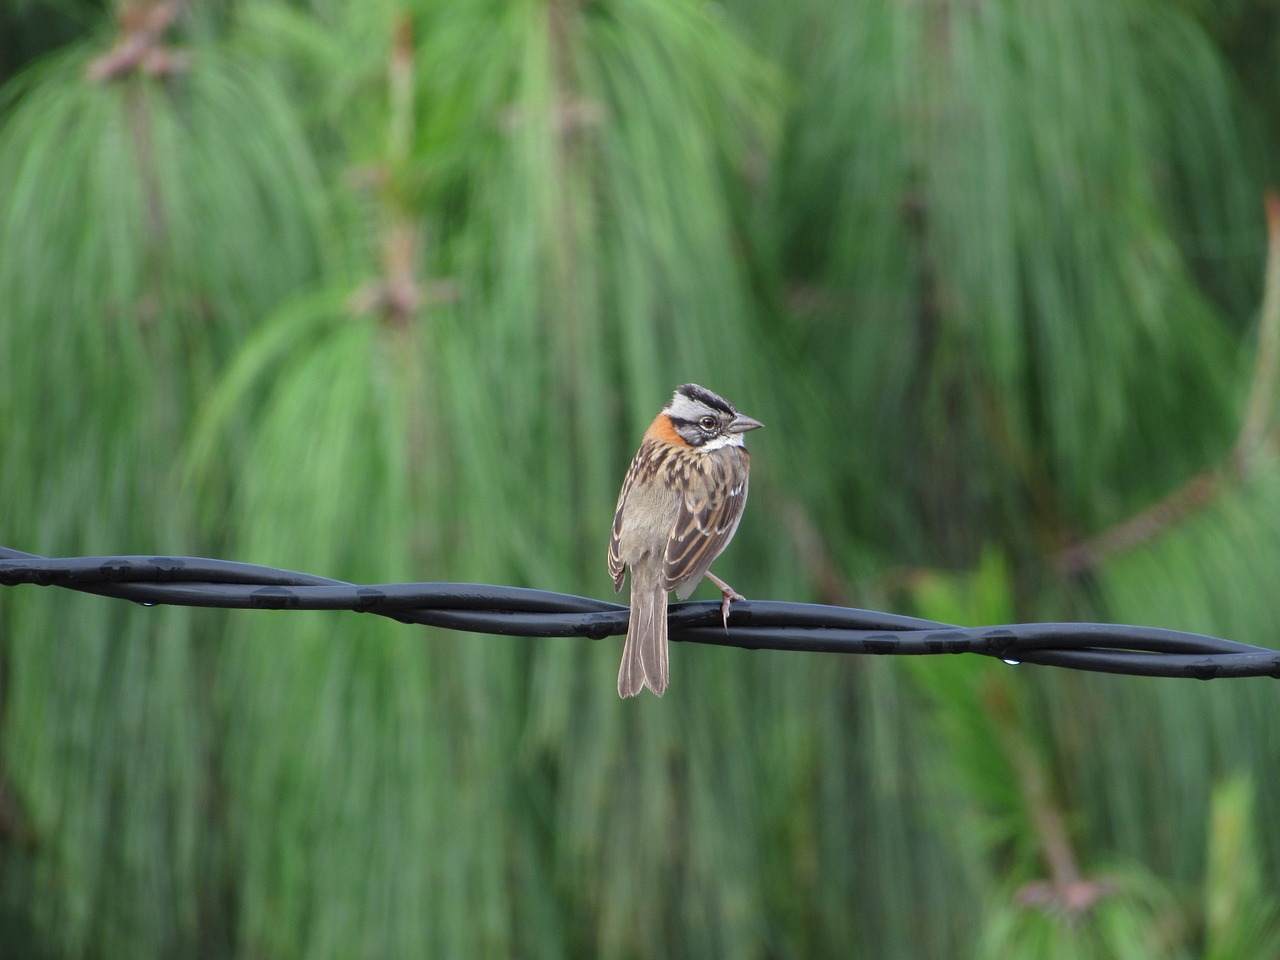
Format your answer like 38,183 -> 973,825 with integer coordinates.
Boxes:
608,383 -> 763,697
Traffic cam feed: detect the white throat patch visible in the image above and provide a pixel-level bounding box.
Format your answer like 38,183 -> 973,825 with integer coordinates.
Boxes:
699,433 -> 744,451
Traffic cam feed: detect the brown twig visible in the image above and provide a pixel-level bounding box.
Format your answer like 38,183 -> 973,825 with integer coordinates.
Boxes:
348,16 -> 459,328
985,680 -> 1118,917
85,1 -> 191,83
1055,472 -> 1223,576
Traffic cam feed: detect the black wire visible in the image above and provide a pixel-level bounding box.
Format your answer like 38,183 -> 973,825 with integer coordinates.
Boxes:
1,546 -> 1276,680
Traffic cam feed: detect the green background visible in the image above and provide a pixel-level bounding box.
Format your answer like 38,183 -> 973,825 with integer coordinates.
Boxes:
3,0 -> 1280,956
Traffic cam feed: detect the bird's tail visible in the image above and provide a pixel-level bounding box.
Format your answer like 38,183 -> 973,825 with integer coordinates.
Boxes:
618,579 -> 669,697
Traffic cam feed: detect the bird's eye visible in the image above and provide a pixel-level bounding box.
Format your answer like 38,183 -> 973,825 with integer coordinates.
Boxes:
699,415 -> 718,431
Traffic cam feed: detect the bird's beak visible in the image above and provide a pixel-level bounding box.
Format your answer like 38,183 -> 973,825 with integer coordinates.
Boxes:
728,414 -> 764,434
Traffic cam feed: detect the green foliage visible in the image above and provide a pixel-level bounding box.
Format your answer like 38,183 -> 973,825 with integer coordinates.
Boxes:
901,550 -> 1023,830
764,0 -> 1256,565
0,22 -> 325,960
3,0 -> 1280,958
976,876 -> 1190,960
1202,775 -> 1280,960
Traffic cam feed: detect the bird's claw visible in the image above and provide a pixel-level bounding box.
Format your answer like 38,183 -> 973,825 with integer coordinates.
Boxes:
705,571 -> 744,630
719,587 -> 745,630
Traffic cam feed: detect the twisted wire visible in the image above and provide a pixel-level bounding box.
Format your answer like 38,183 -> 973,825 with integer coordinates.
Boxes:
1,547 -> 1276,680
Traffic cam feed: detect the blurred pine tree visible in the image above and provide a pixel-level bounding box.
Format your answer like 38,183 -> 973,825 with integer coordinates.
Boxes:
2,0 -> 1279,958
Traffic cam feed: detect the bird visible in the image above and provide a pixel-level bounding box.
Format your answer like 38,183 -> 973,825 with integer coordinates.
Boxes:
608,383 -> 763,697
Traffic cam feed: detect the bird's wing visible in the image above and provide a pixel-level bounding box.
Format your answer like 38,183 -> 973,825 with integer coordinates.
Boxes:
662,449 -> 750,597
608,494 -> 628,591
608,445 -> 648,592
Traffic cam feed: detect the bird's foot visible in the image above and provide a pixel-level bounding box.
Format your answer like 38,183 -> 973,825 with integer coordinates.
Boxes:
705,571 -> 745,630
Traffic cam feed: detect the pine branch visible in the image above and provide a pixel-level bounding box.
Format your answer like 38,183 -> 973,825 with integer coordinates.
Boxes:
1056,191 -> 1280,576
